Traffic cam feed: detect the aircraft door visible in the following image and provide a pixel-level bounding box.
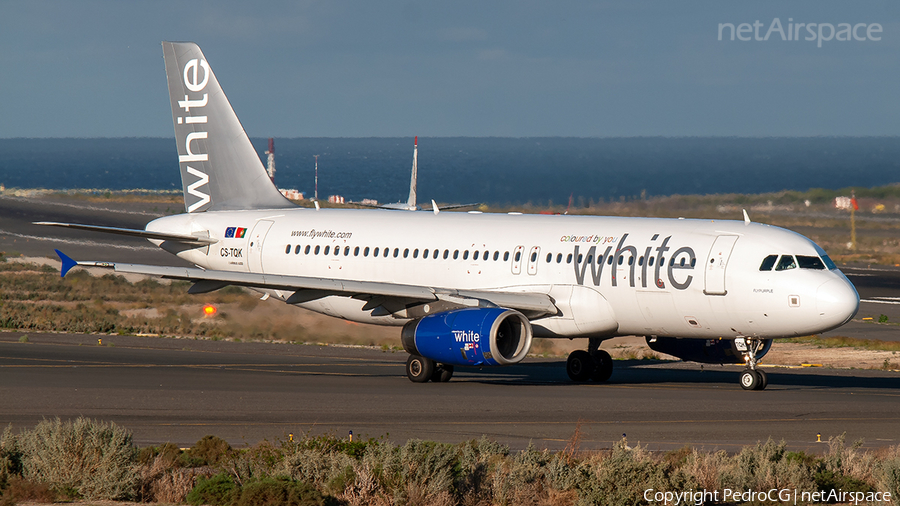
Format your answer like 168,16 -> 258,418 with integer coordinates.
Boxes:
511,245 -> 524,275
527,246 -> 541,275
704,235 -> 739,295
248,220 -> 274,273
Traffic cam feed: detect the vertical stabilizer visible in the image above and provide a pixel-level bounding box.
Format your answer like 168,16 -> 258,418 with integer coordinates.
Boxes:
162,42 -> 292,212
407,136 -> 418,210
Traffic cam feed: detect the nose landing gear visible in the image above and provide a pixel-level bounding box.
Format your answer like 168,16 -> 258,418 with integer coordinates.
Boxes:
738,337 -> 769,390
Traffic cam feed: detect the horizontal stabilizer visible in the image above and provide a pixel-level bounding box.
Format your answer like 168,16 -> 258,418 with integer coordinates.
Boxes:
35,222 -> 217,245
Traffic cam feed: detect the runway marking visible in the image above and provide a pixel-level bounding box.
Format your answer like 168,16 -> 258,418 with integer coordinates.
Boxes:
861,299 -> 900,305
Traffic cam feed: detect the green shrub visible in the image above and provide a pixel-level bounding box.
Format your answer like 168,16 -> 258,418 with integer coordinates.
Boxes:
182,435 -> 233,467
235,477 -> 334,506
186,473 -> 238,506
17,417 -> 138,500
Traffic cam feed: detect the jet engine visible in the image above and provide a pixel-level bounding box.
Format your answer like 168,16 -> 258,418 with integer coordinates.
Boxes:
401,307 -> 533,367
646,336 -> 772,364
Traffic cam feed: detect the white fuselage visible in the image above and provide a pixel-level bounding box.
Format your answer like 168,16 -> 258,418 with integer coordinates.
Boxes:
148,208 -> 859,341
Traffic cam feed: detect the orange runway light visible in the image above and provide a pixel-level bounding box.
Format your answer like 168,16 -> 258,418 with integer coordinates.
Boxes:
203,305 -> 217,317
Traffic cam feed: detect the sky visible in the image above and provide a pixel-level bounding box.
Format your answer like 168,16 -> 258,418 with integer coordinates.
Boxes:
1,1 -> 898,138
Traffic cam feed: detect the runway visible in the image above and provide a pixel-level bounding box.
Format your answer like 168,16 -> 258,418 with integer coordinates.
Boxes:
1,332 -> 898,452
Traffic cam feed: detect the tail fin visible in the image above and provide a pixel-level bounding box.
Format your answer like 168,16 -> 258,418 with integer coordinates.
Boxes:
162,42 -> 292,213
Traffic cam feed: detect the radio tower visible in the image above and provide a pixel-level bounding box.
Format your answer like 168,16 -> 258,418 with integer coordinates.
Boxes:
265,138 -> 275,182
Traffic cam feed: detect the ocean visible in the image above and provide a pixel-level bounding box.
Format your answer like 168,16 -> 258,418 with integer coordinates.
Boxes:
0,137 -> 898,205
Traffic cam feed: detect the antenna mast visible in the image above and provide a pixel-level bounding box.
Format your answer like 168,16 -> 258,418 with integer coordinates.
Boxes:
314,155 -> 319,201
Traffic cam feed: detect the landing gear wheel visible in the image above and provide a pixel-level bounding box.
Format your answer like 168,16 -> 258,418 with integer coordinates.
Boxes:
590,350 -> 613,382
406,355 -> 434,383
567,350 -> 593,382
431,364 -> 454,382
755,369 -> 768,390
739,370 -> 760,391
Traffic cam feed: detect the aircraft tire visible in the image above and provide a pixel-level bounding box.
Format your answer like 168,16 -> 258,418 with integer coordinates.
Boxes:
755,369 -> 768,390
431,364 -> 454,382
590,350 -> 613,382
739,369 -> 760,390
407,355 -> 434,383
567,350 -> 593,382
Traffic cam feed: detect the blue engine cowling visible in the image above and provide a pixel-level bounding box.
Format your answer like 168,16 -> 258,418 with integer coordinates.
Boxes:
401,308 -> 533,366
646,336 -> 772,364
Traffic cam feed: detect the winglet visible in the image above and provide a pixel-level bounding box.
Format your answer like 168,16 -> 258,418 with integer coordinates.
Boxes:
742,209 -> 751,225
55,249 -> 78,277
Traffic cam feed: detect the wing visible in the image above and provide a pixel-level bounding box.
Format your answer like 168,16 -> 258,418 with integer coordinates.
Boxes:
56,251 -> 558,319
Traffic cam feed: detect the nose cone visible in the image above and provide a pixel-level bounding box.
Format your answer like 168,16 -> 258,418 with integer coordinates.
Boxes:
816,277 -> 859,331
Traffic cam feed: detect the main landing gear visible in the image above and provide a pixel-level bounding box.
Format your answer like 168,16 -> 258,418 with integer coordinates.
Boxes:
406,355 -> 454,383
566,338 -> 613,383
738,337 -> 769,391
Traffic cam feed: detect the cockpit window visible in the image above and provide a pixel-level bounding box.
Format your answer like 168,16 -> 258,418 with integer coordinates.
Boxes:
797,255 -> 825,270
775,255 -> 797,271
821,255 -> 837,270
759,255 -> 778,271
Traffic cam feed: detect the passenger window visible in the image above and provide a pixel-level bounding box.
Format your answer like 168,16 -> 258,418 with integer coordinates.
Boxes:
515,251 -> 521,262
566,254 -> 572,264
314,245 -> 320,255
423,249 -> 429,258
354,246 -> 360,256
305,245 -> 311,254
494,251 -> 500,261
324,246 -> 330,255
433,250 -> 439,259
463,251 -> 469,260
557,253 -> 562,263
607,256 -> 614,265
759,254 -> 778,271
577,254 -> 583,263
454,250 -> 459,259
797,255 -> 825,270
295,245 -> 301,254
775,255 -> 797,271
618,256 -> 624,265
443,250 -> 449,259
285,245 -> 291,254
403,248 -> 410,258
586,254 -> 593,264
691,258 -> 696,267
342,246 -> 348,256
413,249 -> 419,258
546,253 -> 552,263
630,257 -> 635,266
484,250 -> 489,260
393,248 -> 400,258
473,251 -> 480,261
648,256 -> 654,266
384,248 -> 389,258
334,247 -> 339,256
531,252 -> 537,262
504,252 -> 510,261
364,247 -> 370,257
374,247 -> 379,256
638,256 -> 644,266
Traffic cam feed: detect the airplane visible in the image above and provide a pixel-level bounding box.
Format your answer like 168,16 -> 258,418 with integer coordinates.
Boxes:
38,42 -> 859,390
352,136 -> 477,212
